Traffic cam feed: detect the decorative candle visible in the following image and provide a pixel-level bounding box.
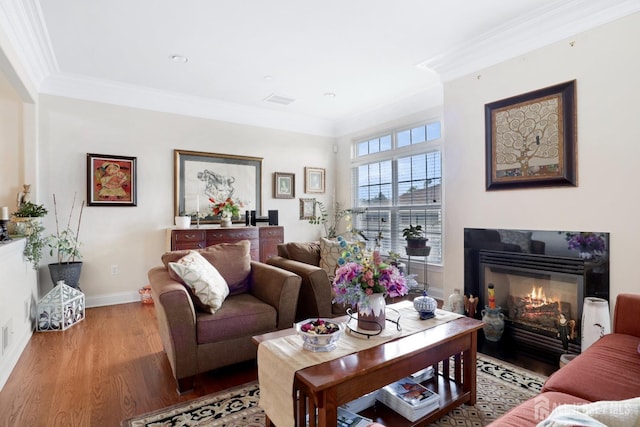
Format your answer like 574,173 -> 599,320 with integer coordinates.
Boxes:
0,206 -> 8,220
196,195 -> 200,212
488,283 -> 496,309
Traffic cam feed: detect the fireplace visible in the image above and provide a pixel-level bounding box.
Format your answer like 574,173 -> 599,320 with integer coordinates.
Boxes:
464,228 -> 609,359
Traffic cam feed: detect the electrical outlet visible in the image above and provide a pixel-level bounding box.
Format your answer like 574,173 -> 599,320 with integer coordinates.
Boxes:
111,265 -> 118,275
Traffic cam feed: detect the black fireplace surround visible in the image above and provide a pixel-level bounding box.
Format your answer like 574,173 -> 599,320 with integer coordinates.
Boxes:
464,228 -> 610,357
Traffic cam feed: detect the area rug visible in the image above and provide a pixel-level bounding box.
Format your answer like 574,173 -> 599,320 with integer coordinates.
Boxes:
122,354 -> 546,427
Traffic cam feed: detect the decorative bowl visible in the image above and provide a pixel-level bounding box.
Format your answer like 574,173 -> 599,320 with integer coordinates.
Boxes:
295,318 -> 344,352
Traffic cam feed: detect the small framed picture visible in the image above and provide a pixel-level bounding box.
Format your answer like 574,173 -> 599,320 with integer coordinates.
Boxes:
87,153 -> 137,206
274,172 -> 295,199
305,167 -> 325,193
300,198 -> 316,220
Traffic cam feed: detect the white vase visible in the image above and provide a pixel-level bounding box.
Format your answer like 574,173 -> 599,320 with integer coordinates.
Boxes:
220,214 -> 232,227
448,288 -> 465,315
358,293 -> 386,331
174,216 -> 191,228
581,297 -> 611,351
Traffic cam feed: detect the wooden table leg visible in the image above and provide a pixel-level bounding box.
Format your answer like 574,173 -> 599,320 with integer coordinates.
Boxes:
463,330 -> 478,405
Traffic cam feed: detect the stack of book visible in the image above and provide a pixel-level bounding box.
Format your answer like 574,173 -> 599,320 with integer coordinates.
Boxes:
341,390 -> 379,414
409,366 -> 435,383
377,377 -> 440,422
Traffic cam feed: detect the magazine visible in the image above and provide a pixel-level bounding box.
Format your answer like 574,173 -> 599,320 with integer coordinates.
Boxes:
381,377 -> 439,408
337,407 -> 372,427
377,377 -> 440,422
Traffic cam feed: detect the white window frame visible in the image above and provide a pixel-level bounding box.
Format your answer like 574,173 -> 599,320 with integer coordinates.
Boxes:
351,120 -> 443,266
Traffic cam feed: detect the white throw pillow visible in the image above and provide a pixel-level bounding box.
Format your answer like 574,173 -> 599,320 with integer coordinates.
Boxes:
168,250 -> 229,314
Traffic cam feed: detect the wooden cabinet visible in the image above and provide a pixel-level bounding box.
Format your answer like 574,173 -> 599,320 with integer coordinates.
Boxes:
171,229 -> 206,250
168,226 -> 283,262
259,226 -> 284,262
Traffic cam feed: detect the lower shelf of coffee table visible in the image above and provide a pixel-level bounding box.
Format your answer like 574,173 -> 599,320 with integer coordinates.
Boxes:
358,375 -> 470,426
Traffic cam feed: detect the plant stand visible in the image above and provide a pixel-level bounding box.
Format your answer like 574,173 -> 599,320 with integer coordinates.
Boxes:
405,246 -> 431,293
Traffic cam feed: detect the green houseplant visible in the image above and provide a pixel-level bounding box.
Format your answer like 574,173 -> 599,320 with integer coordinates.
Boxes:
309,201 -> 366,240
402,224 -> 431,256
12,201 -> 48,269
48,194 -> 85,289
13,201 -> 48,218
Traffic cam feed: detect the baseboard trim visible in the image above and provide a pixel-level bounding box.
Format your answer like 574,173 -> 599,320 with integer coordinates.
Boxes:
85,291 -> 140,308
0,326 -> 33,392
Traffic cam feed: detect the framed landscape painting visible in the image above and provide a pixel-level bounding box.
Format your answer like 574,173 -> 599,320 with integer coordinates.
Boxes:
485,80 -> 577,190
87,153 -> 137,206
174,150 -> 262,223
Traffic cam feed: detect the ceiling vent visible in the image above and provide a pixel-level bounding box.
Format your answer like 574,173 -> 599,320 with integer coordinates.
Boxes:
263,94 -> 296,105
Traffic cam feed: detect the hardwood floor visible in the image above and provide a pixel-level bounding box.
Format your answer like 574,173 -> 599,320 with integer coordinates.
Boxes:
0,301 -> 557,427
0,302 -> 257,427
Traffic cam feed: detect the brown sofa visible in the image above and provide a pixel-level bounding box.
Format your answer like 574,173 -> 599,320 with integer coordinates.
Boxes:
148,240 -> 301,393
489,293 -> 640,426
266,241 -> 347,320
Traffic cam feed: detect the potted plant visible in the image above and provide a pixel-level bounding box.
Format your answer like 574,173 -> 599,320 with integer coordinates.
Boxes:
403,224 -> 431,256
12,201 -> 48,269
48,194 -> 85,289
309,201 -> 366,240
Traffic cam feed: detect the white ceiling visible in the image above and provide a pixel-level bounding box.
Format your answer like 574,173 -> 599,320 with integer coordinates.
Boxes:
2,0 -> 639,136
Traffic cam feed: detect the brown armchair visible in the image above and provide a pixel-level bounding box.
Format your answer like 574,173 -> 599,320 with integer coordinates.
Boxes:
267,242 -> 346,320
148,240 -> 301,393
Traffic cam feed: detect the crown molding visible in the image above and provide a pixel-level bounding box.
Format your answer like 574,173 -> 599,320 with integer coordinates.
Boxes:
4,0 -> 639,137
0,0 -> 57,88
40,72 -> 337,137
423,0 -> 640,81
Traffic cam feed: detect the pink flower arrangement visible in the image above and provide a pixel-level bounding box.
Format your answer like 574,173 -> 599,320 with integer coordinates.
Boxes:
332,236 -> 408,309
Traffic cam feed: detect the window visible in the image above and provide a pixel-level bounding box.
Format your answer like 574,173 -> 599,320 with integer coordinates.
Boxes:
351,121 -> 442,264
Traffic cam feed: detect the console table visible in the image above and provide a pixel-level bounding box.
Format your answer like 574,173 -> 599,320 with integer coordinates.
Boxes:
166,226 -> 283,263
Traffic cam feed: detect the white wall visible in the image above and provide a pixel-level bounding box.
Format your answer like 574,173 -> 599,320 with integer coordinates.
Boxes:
443,13 -> 640,302
36,95 -> 336,305
0,71 -> 23,209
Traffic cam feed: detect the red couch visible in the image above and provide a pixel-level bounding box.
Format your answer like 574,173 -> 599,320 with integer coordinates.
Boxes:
489,293 -> 640,426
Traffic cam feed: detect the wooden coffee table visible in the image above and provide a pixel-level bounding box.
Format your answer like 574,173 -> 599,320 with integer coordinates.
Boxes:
254,315 -> 483,427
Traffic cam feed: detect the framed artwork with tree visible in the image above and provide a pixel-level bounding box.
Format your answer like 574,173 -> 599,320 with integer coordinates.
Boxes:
485,80 -> 577,190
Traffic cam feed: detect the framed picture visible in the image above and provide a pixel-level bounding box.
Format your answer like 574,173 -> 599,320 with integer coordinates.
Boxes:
305,167 -> 325,193
300,198 -> 316,220
86,153 -> 137,206
274,172 -> 295,199
174,150 -> 262,223
485,80 -> 577,190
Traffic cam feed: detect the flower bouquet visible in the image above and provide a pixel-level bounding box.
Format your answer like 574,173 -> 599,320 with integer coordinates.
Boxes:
332,236 -> 409,313
209,197 -> 243,219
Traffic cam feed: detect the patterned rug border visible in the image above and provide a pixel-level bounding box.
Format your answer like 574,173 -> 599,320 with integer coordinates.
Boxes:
475,353 -> 547,393
122,354 -> 548,427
